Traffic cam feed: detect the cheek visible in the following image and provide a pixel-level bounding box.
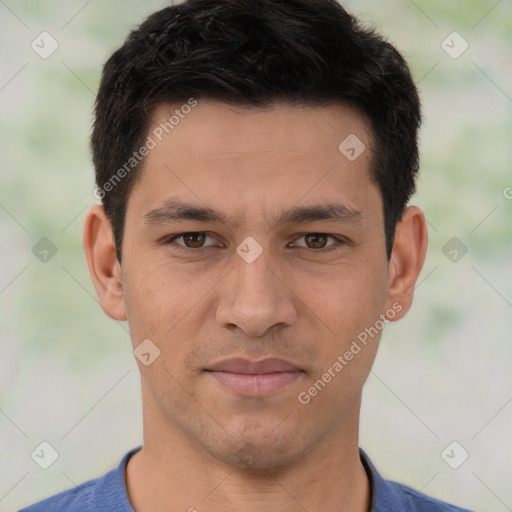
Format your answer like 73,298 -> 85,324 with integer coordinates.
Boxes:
123,261 -> 218,348
123,263 -> 212,395
122,261 -> 174,344
300,259 -> 388,342
298,268 -> 386,412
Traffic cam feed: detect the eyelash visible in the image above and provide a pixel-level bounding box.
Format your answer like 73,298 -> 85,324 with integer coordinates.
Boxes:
163,232 -> 348,253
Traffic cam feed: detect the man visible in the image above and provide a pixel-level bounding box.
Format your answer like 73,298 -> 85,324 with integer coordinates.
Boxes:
20,0 -> 475,510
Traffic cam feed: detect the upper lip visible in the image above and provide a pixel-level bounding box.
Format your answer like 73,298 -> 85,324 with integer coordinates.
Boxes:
207,358 -> 302,374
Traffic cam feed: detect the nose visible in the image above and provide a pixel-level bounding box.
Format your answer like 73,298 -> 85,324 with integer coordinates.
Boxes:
215,245 -> 298,337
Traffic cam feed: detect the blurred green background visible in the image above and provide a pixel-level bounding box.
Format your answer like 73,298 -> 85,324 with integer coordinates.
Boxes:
0,1 -> 510,510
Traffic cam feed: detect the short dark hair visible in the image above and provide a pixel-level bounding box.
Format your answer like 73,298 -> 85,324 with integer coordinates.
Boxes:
91,0 -> 421,263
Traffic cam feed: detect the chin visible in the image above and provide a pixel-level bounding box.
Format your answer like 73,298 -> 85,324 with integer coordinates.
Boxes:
202,429 -> 310,470
218,444 -> 297,469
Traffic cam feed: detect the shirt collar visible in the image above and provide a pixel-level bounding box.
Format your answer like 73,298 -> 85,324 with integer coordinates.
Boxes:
360,447 -> 409,511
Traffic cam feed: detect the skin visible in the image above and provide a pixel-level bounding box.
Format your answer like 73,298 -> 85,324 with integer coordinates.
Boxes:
83,100 -> 427,512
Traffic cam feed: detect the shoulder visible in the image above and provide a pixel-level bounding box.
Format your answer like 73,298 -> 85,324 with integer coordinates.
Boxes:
360,449 -> 475,512
391,480 -> 475,512
18,477 -> 100,512
17,447 -> 140,512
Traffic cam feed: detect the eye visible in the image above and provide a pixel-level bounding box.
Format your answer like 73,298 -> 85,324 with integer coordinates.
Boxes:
164,232 -> 221,249
291,233 -> 345,251
163,232 -> 347,253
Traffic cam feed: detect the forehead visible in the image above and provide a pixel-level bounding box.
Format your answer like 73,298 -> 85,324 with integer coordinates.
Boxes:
148,100 -> 373,159
127,100 -> 380,221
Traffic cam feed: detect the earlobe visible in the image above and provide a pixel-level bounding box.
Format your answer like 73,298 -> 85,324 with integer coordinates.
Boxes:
386,206 -> 428,321
83,205 -> 127,321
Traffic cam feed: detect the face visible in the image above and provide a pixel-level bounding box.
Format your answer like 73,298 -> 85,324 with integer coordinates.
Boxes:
85,100 -> 426,469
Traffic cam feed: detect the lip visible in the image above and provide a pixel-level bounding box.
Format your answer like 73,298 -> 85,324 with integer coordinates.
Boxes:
207,357 -> 301,374
205,358 -> 304,397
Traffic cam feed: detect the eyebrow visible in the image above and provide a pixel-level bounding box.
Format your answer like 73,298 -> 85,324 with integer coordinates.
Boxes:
142,198 -> 364,229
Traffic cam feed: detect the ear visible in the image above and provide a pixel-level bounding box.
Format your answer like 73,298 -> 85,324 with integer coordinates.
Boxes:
83,205 -> 127,321
385,206 -> 428,321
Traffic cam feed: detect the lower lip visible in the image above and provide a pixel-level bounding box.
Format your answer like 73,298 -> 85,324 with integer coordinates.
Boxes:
207,371 -> 303,396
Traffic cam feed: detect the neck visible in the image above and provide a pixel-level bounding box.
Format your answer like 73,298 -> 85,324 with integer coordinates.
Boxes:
126,398 -> 370,512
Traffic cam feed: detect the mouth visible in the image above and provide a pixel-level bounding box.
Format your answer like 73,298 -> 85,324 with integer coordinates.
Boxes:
204,357 -> 305,397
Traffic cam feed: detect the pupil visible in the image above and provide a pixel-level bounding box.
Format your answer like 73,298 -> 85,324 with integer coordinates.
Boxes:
306,234 -> 326,248
185,233 -> 205,248
182,234 -> 328,249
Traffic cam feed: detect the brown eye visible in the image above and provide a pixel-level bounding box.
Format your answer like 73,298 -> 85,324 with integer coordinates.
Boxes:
182,233 -> 207,248
290,233 -> 345,252
166,232 -> 219,249
304,234 -> 329,249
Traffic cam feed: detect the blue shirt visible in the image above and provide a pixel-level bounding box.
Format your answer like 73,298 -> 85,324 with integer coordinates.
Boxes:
19,446 -> 475,511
